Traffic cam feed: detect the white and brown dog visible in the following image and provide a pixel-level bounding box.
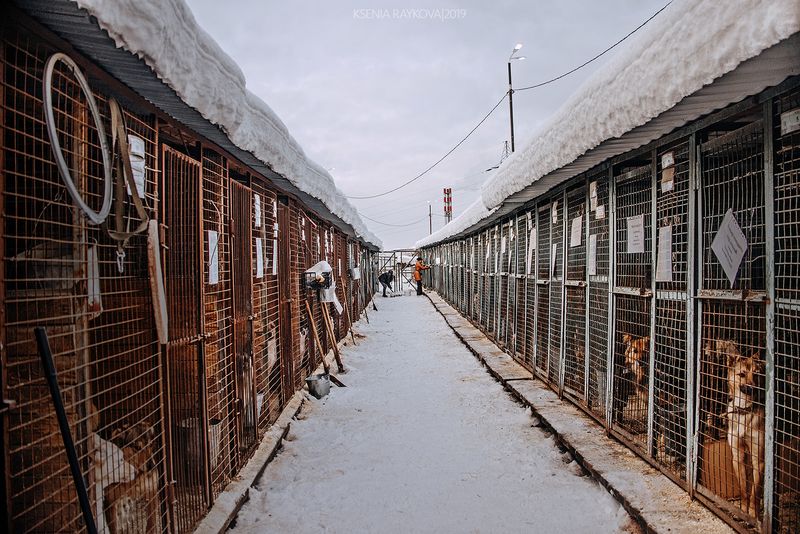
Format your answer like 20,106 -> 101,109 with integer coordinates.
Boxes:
725,345 -> 766,518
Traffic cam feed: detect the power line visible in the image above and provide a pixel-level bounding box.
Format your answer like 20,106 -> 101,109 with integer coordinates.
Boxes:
359,212 -> 428,227
516,1 -> 672,92
345,93 -> 508,200
348,1 -> 671,203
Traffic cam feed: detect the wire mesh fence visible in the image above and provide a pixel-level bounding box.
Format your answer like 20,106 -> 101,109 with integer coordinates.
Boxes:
564,186 -> 587,401
1,19 -> 378,534
201,150 -> 237,498
419,67 -> 799,534
653,140 -> 691,482
774,87 -> 800,534
611,164 -> 653,452
549,197 -> 564,387
588,173 -> 610,421
536,204 -> 551,376
697,118 -> 768,528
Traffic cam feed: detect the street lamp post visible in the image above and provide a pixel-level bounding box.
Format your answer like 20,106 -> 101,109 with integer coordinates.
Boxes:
507,43 -> 525,153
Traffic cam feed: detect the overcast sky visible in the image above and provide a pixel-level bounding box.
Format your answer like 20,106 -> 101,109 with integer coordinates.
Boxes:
185,0 -> 666,249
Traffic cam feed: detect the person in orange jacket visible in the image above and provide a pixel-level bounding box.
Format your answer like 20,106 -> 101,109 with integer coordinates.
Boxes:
413,257 -> 430,296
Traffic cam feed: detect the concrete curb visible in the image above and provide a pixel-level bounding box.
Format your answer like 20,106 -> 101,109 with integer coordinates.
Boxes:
194,340 -> 351,533
425,292 -> 733,534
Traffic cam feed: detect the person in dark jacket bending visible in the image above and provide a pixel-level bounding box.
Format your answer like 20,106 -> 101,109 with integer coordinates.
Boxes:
378,270 -> 394,297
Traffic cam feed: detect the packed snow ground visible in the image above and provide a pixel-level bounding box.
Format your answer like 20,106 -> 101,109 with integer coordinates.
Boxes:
231,294 -> 636,533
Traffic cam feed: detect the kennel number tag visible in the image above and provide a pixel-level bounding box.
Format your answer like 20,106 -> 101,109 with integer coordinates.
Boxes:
256,237 -> 264,278
526,227 -> 536,275
711,209 -> 748,287
208,230 -> 219,285
626,214 -> 646,254
272,223 -> 279,275
570,215 -> 582,247
589,181 -> 598,211
588,234 -> 598,276
656,225 -> 673,282
595,204 -> 605,220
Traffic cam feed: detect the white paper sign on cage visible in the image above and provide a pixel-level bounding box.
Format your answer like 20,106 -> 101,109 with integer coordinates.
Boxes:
656,225 -> 673,282
526,227 -> 536,275
254,194 -> 261,227
588,234 -> 598,276
127,134 -> 147,199
711,208 -> 748,287
256,237 -> 264,278
208,230 -> 219,285
570,215 -> 582,247
596,204 -> 605,220
272,223 -> 279,275
626,214 -> 645,254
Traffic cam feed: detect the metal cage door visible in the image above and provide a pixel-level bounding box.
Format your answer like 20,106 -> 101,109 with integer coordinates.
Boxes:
230,181 -> 256,453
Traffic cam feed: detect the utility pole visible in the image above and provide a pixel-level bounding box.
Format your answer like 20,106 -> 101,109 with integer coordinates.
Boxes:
428,201 -> 432,234
443,187 -> 453,224
507,43 -> 525,153
508,61 -> 515,153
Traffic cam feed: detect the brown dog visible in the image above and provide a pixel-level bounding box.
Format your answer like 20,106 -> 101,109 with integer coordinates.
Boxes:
726,349 -> 766,518
622,334 -> 650,388
612,334 -> 650,427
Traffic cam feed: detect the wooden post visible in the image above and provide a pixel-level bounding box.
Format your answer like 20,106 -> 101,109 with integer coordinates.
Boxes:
304,300 -> 329,375
320,303 -> 345,373
340,273 -> 357,345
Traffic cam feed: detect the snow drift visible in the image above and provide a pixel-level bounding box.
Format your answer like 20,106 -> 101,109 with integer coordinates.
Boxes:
73,0 -> 382,248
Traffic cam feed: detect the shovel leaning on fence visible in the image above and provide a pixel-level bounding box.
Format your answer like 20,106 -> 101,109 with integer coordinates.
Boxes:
304,300 -> 346,387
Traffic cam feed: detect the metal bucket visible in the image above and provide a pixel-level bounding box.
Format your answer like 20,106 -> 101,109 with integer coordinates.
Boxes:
305,374 -> 331,399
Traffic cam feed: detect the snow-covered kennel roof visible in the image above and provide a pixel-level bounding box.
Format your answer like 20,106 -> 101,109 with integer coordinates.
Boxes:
417,0 -> 800,249
72,0 -> 382,249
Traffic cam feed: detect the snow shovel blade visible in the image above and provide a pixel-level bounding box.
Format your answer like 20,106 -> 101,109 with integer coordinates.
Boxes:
329,374 -> 347,388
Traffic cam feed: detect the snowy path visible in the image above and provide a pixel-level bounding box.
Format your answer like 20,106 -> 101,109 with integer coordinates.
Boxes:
231,295 -> 635,533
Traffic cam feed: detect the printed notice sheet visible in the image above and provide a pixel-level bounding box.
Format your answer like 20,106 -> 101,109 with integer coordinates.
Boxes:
256,237 -> 264,278
526,227 -> 536,275
588,234 -> 598,276
570,215 -> 582,247
627,214 -> 645,254
655,225 -> 672,282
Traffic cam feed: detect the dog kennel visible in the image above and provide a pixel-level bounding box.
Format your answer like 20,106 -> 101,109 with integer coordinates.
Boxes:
420,72 -> 800,534
512,213 -> 529,368
564,185 -> 588,402
587,171 -> 611,423
535,203 -> 551,377
611,162 -> 654,453
0,8 -> 378,533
